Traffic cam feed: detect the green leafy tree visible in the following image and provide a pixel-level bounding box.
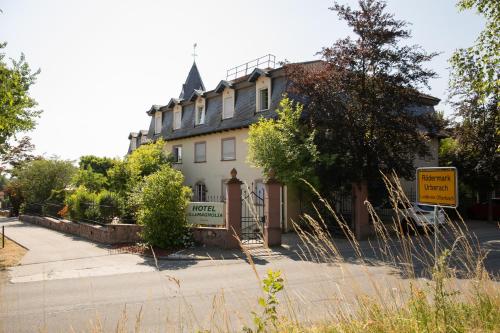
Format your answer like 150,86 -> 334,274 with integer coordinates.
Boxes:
0,136 -> 41,173
286,0 -> 439,191
0,42 -> 41,155
78,155 -> 117,176
72,167 -> 109,192
71,155 -> 119,192
247,98 -> 318,187
448,0 -> 499,208
125,139 -> 171,184
14,158 -> 76,204
133,164 -> 192,248
107,160 -> 130,196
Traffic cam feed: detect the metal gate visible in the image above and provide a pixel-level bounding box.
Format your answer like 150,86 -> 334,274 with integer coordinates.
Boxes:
241,188 -> 265,244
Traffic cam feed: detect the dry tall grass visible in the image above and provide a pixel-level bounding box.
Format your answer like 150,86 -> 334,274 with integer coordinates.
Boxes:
286,173 -> 499,333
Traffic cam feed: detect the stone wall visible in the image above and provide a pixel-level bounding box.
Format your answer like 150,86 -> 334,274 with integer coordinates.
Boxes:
191,227 -> 237,249
19,215 -> 142,244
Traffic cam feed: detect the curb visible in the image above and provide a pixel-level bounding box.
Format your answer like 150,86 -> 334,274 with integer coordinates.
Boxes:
157,254 -> 216,261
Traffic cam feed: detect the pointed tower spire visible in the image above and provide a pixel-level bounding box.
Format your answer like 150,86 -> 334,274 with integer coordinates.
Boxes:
179,57 -> 205,100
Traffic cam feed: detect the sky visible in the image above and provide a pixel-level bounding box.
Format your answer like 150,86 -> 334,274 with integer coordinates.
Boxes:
0,0 -> 485,161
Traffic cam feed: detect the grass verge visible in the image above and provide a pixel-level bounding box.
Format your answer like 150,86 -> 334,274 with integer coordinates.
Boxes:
0,236 -> 27,270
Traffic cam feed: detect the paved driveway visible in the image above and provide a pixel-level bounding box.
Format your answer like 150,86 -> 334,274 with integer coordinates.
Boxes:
0,218 -> 157,283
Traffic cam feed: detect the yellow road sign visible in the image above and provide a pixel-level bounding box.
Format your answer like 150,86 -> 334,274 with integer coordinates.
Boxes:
416,167 -> 458,207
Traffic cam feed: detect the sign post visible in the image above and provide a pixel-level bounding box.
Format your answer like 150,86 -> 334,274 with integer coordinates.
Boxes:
416,167 -> 458,267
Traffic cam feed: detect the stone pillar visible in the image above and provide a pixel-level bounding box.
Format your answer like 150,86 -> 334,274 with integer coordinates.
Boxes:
264,170 -> 282,247
352,181 -> 370,240
225,168 -> 242,249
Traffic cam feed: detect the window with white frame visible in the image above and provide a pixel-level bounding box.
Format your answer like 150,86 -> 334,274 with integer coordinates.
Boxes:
194,142 -> 206,162
195,98 -> 206,125
195,182 -> 207,202
173,107 -> 182,130
221,138 -> 236,161
222,88 -> 235,119
173,145 -> 182,163
154,112 -> 162,134
258,88 -> 269,111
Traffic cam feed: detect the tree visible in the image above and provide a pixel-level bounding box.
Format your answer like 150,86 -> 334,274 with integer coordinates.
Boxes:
78,155 -> 117,176
448,0 -> 499,214
125,139 -> 171,184
247,98 -> 319,187
107,160 -> 130,196
286,0 -> 439,189
0,42 -> 41,155
133,165 -> 192,248
0,136 -> 41,173
72,167 -> 109,192
14,158 -> 76,205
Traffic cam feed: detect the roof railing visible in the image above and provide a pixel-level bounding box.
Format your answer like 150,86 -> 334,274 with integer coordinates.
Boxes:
226,54 -> 276,81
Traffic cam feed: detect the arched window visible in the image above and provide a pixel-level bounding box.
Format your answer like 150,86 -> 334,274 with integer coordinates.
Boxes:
195,182 -> 207,202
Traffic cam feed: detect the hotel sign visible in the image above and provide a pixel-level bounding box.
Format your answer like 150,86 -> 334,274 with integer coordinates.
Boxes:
416,167 -> 458,207
187,202 -> 225,226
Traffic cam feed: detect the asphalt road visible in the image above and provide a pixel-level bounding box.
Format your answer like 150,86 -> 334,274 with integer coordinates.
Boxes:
0,218 -> 498,332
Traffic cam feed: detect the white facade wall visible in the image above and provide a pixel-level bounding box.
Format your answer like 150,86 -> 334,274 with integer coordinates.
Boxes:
164,128 -> 263,197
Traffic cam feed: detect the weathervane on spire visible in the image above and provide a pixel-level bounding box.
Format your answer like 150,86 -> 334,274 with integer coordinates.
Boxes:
192,43 -> 198,62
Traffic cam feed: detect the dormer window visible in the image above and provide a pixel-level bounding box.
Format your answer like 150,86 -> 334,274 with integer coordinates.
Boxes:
173,105 -> 182,130
154,112 -> 162,134
222,88 -> 235,119
195,97 -> 206,126
255,76 -> 271,112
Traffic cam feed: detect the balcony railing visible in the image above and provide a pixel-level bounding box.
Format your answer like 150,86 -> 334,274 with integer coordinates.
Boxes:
226,54 -> 276,81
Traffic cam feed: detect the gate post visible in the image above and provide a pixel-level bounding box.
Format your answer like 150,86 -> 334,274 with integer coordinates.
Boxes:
225,168 -> 242,249
264,170 -> 282,247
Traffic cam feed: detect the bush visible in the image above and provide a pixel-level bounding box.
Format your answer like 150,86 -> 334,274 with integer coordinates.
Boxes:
96,190 -> 123,223
133,165 -> 192,248
65,187 -> 98,222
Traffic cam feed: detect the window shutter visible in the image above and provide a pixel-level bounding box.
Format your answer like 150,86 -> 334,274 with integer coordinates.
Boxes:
223,96 -> 234,119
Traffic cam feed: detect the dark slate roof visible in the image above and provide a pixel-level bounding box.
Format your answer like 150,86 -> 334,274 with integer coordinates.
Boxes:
179,62 -> 205,100
152,75 -> 289,142
142,59 -> 440,143
188,89 -> 206,102
146,104 -> 162,116
167,98 -> 182,109
214,80 -> 234,93
248,68 -> 270,82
